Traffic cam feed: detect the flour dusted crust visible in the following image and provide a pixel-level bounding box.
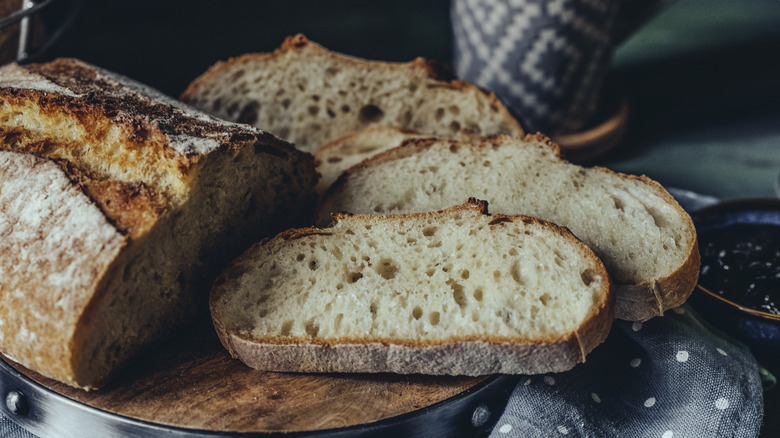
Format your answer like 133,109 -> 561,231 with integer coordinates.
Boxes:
0,152 -> 125,376
0,59 -> 318,389
180,34 -> 524,153
211,201 -> 614,375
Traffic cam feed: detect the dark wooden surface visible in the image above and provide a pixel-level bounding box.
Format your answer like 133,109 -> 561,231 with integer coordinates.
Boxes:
6,320 -> 487,433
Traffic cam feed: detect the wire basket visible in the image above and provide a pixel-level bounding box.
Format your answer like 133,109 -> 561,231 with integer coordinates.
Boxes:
0,0 -> 80,64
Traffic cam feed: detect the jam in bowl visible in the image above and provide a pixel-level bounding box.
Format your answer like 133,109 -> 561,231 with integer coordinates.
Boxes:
689,199 -> 780,355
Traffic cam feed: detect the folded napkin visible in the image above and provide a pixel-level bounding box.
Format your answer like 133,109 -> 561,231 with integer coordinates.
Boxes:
490,304 -> 770,437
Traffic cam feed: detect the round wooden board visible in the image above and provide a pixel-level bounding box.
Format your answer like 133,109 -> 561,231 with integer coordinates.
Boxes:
4,320 -> 490,434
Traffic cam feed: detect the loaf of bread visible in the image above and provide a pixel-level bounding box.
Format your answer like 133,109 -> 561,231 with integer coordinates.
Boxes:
180,34 -> 524,153
211,200 -> 613,375
0,59 -> 318,389
317,134 -> 699,322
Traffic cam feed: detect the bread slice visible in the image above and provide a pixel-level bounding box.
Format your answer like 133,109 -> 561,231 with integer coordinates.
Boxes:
180,34 -> 524,153
211,200 -> 613,375
0,59 -> 318,389
314,125 -> 425,195
317,134 -> 699,322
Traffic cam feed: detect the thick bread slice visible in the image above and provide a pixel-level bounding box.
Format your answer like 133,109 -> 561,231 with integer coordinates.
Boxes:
317,134 -> 699,322
211,200 -> 613,375
180,34 -> 524,153
0,59 -> 318,389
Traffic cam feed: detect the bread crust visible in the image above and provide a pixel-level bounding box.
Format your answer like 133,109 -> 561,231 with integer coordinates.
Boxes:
0,59 -> 318,388
317,132 -> 698,321
211,200 -> 614,375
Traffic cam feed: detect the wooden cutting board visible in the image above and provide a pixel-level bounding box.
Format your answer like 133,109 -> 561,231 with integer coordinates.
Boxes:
5,319 -> 492,434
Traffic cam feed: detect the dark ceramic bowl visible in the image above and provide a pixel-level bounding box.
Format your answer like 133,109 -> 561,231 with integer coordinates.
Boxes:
688,199 -> 780,368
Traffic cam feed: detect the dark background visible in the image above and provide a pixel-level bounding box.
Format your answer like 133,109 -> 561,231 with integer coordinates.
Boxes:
42,0 -> 780,165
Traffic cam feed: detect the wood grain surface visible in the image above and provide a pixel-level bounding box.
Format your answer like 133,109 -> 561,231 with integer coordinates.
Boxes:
5,319 -> 488,433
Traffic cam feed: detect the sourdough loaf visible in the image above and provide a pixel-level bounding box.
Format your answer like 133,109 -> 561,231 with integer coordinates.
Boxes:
0,59 -> 318,389
211,200 -> 613,375
180,34 -> 524,153
317,134 -> 699,321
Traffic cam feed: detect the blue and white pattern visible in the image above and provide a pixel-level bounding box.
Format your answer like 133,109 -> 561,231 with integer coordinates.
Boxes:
451,0 -> 620,134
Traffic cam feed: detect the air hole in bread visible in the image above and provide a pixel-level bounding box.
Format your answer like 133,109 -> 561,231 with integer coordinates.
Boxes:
422,226 -> 438,237
450,121 -> 461,132
226,102 -> 239,116
311,95 -> 321,102
358,104 -> 384,123
471,310 -> 480,321
493,270 -> 501,280
435,108 -> 445,121
327,108 -> 336,118
237,102 -> 260,125
304,318 -> 319,337
412,306 -> 423,320
539,293 -> 552,306
448,280 -> 467,309
375,258 -> 399,280
230,70 -> 245,81
308,260 -> 319,270
429,311 -> 440,326
281,99 -> 291,109
427,240 -> 442,248
510,262 -> 524,285
460,269 -> 470,280
341,104 -> 350,113
281,320 -> 293,336
425,268 -> 435,277
325,67 -> 340,76
308,105 -> 319,116
334,313 -> 344,330
611,196 -> 625,211
483,160 -> 491,167
336,283 -> 344,290
580,269 -> 596,286
296,254 -> 305,262
212,98 -> 222,112
327,156 -> 342,163
347,272 -> 363,283
645,204 -> 671,229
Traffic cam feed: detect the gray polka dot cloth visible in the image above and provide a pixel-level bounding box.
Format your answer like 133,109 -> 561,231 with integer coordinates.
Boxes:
489,304 -> 772,437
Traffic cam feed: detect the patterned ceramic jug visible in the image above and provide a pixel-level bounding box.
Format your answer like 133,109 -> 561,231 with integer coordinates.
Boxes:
452,0 -> 668,135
